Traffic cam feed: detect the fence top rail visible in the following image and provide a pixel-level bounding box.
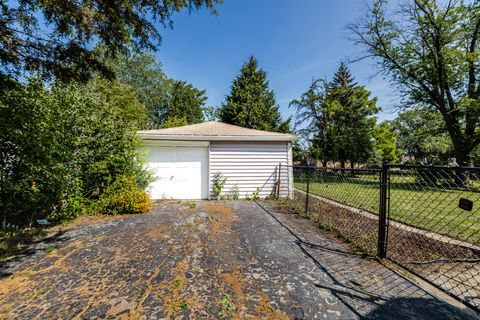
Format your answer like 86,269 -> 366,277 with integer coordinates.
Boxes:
289,164 -> 480,172
288,165 -> 381,172
385,163 -> 480,171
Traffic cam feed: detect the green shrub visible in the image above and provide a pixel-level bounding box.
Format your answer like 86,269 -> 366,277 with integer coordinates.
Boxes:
95,176 -> 152,215
0,79 -> 152,228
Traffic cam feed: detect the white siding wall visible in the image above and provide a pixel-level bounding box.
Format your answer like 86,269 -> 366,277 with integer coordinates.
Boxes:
209,142 -> 292,198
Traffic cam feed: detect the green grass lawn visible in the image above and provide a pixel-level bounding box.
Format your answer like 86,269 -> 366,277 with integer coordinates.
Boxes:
295,175 -> 480,244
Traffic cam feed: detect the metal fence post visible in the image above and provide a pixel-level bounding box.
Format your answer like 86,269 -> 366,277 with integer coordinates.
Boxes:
305,166 -> 311,215
276,162 -> 281,199
377,163 -> 388,258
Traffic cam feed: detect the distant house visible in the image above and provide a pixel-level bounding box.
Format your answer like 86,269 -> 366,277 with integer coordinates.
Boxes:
138,121 -> 295,199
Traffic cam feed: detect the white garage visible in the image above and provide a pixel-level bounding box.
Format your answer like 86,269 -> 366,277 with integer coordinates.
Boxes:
139,121 -> 295,200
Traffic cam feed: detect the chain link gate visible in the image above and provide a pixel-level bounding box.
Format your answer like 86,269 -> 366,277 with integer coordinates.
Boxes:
285,164 -> 480,313
379,164 -> 480,313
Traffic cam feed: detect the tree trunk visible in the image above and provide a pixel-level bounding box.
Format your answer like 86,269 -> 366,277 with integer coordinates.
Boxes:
1,194 -> 6,230
453,149 -> 471,188
1,211 -> 5,230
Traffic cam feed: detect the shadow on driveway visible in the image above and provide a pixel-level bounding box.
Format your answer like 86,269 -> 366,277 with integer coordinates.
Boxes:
255,200 -> 479,319
0,229 -> 70,279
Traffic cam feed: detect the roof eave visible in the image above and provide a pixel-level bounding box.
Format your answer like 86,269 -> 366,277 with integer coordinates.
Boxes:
138,133 -> 296,142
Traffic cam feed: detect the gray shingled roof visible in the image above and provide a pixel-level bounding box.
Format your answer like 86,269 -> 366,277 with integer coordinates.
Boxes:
138,121 -> 295,141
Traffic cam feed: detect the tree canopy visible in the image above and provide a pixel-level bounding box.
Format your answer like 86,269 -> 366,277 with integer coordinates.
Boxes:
0,0 -> 220,84
350,0 -> 480,166
106,50 -> 207,128
219,56 -> 290,133
371,122 -> 400,164
290,79 -> 333,164
107,50 -> 171,128
391,107 -> 452,163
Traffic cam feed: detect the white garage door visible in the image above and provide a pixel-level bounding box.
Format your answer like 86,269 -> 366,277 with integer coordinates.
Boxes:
143,146 -> 208,199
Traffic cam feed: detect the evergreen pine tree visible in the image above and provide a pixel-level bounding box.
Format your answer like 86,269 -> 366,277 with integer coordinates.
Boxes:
326,63 -> 378,168
329,62 -> 357,94
165,80 -> 207,125
219,56 -> 290,132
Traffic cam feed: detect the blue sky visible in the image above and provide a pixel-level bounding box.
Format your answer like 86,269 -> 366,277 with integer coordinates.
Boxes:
156,0 -> 399,122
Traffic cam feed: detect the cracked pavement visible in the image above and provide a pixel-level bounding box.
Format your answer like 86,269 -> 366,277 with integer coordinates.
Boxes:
0,201 -> 477,319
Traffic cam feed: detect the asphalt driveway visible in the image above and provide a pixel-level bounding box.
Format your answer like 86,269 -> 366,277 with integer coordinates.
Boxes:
0,201 -> 476,319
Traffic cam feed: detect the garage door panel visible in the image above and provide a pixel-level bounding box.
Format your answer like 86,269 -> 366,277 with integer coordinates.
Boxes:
142,146 -> 208,199
147,147 -> 175,163
175,171 -> 201,181
174,160 -> 202,168
190,161 -> 202,168
176,147 -> 202,160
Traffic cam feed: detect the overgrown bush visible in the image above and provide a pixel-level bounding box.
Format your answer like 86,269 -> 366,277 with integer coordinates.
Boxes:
49,182 -> 94,223
0,78 -> 152,228
95,176 -> 152,215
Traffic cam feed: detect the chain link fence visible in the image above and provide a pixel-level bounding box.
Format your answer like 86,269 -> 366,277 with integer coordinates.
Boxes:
279,164 -> 480,313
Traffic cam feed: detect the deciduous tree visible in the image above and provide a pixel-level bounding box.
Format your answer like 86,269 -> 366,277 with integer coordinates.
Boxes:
106,51 -> 207,128
391,108 -> 452,163
107,51 -> 171,128
371,122 -> 400,164
162,116 -> 189,128
289,79 -> 335,166
0,78 -> 150,228
350,0 -> 480,171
